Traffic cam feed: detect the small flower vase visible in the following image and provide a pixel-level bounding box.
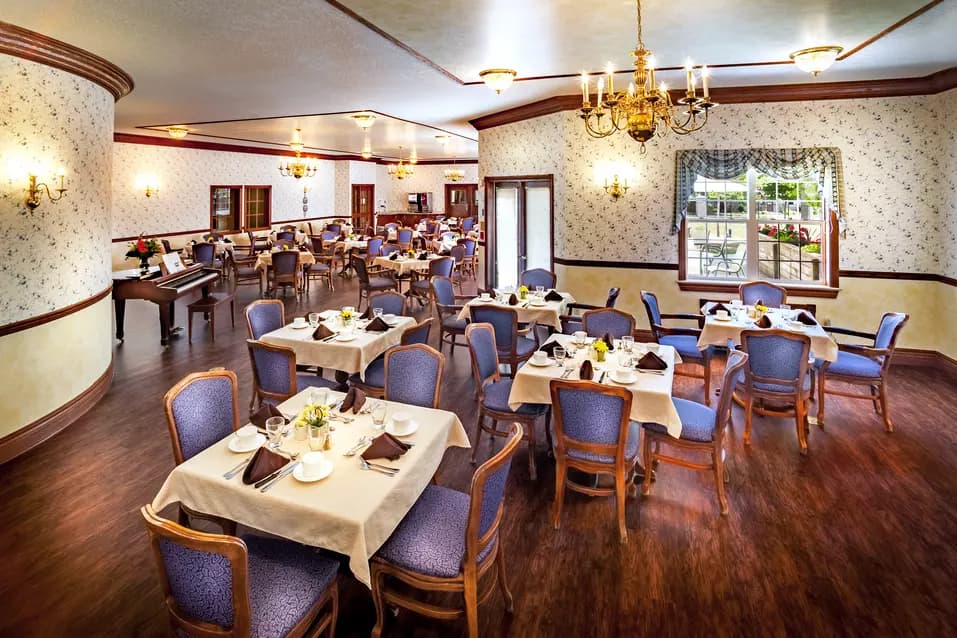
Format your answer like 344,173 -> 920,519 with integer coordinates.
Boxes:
596,350 -> 606,363
139,255 -> 151,272
519,289 -> 527,300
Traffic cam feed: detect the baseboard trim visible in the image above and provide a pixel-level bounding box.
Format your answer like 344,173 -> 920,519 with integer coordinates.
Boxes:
0,359 -> 114,465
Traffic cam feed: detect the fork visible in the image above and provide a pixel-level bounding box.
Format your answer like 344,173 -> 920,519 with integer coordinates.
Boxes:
343,436 -> 369,456
359,458 -> 397,476
222,455 -> 252,479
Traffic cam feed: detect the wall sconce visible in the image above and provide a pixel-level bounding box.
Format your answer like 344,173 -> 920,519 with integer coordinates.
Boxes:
603,174 -> 629,202
26,167 -> 67,210
144,184 -> 159,198
136,175 -> 160,198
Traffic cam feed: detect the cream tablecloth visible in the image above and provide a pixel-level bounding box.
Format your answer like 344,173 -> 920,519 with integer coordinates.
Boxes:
335,239 -> 369,251
183,241 -> 233,257
507,334 -> 684,437
261,315 -> 415,375
373,255 -> 441,276
254,250 -> 316,270
387,229 -> 422,242
151,389 -> 470,587
459,293 -> 575,331
697,305 -> 839,361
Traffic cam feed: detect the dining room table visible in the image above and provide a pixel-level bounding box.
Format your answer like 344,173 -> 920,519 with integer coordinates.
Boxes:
459,291 -> 576,331
151,388 -> 470,587
372,253 -> 443,277
182,240 -> 234,258
698,302 -> 839,361
254,249 -> 316,291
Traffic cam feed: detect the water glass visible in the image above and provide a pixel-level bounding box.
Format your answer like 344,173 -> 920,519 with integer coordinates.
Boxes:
308,425 -> 327,451
265,416 -> 285,450
371,402 -> 388,430
308,312 -> 321,328
620,335 -> 634,352
373,307 -> 384,320
535,285 -> 545,297
780,304 -> 792,320
309,387 -> 329,407
553,346 -> 566,365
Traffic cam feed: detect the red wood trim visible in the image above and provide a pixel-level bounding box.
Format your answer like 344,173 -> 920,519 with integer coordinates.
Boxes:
554,257 -> 678,270
471,67 -> 957,130
0,21 -> 133,100
0,285 -> 112,337
838,0 -> 945,60
676,280 -> 840,299
840,270 -> 957,287
0,359 -> 114,465
828,210 -> 840,290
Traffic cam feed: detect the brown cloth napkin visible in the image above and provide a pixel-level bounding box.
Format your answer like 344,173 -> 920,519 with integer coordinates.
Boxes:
361,432 -> 411,461
796,311 -> 817,325
313,324 -> 335,340
754,299 -> 764,307
579,360 -> 594,380
389,253 -> 399,261
417,251 -> 429,260
601,333 -> 615,351
708,302 -> 729,315
508,293 -> 519,306
249,403 -> 285,427
636,351 -> 668,370
360,306 -> 373,320
544,289 -> 563,302
755,314 -> 773,329
539,341 -> 561,356
340,387 -> 367,414
365,317 -> 390,332
242,446 -> 287,485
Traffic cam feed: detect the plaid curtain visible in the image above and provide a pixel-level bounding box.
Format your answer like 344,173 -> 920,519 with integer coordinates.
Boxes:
673,147 -> 844,232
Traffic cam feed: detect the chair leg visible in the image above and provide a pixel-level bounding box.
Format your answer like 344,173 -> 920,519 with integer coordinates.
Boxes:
526,420 -> 537,481
795,399 -> 808,455
641,432 -> 653,496
817,372 -> 826,427
230,300 -> 235,328
714,446 -> 729,515
496,546 -> 515,613
187,311 -> 193,344
370,566 -> 387,638
326,580 -> 339,638
615,471 -> 628,543
870,385 -> 881,414
464,577 -> 480,638
552,459 -> 566,529
744,396 -> 754,445
209,310 -> 215,343
471,412 -> 484,465
879,383 -> 894,432
703,358 -> 712,406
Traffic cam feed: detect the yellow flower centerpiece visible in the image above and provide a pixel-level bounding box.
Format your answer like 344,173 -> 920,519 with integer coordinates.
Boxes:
294,403 -> 331,448
518,285 -> 529,300
340,308 -> 355,328
592,339 -> 609,362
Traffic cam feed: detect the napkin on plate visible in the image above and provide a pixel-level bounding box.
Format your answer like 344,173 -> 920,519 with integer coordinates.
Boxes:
508,293 -> 519,306
636,351 -> 668,370
708,302 -> 729,315
544,290 -> 564,302
579,360 -> 594,380
340,387 -> 367,414
241,446 -> 287,485
389,253 -> 399,261
755,314 -> 773,329
313,324 -> 335,340
249,403 -> 285,427
365,317 -> 390,332
360,306 -> 373,320
362,432 -> 411,461
796,311 -> 817,325
539,341 -> 561,356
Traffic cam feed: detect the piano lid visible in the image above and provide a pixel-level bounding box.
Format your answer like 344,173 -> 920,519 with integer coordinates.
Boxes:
113,266 -> 162,280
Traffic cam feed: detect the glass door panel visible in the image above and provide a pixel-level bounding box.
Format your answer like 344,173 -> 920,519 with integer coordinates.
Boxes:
487,178 -> 553,289
524,184 -> 551,272
494,185 -> 519,289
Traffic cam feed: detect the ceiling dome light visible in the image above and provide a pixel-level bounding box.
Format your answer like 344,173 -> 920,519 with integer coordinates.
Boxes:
789,46 -> 843,76
479,68 -> 517,94
350,113 -> 377,129
166,126 -> 189,139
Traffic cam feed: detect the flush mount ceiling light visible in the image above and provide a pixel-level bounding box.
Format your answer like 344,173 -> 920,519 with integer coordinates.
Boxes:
350,112 -> 377,129
166,126 -> 189,139
479,68 -> 517,94
789,46 -> 843,76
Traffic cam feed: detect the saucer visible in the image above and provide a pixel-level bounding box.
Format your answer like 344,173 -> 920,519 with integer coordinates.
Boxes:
528,357 -> 553,367
610,371 -> 637,385
475,297 -> 495,303
786,322 -> 806,331
386,420 -> 419,437
335,333 -> 358,342
528,299 -> 547,306
712,315 -> 733,322
228,433 -> 266,453
293,460 -> 334,483
290,322 -> 311,330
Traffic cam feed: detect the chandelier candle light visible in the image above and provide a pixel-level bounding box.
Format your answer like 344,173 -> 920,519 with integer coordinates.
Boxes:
278,128 -> 318,179
580,0 -> 716,151
388,146 -> 415,180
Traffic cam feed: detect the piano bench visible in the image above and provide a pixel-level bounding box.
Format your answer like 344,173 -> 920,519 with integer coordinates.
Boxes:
187,292 -> 236,343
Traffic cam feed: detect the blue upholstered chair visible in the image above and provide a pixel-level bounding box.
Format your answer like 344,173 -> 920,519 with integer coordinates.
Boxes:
268,250 -> 300,298
466,323 -> 549,480
520,268 -> 557,290
379,243 -> 400,257
368,291 -> 406,317
548,379 -> 639,542
641,290 -> 714,406
192,241 -> 226,277
461,216 -> 475,232
351,254 -> 397,311
431,276 -> 470,356
460,238 -> 478,279
273,238 -> 295,251
396,228 -> 414,250
560,287 -> 621,334
383,222 -> 399,232
737,329 -> 812,454
246,340 -> 337,412
276,231 -> 295,242
739,280 -> 787,308
470,305 -> 537,378
320,230 -> 337,243
369,425 -> 522,638
383,344 -> 445,408
141,505 -> 339,638
410,257 -> 454,303
244,299 -> 284,340
164,370 -> 242,534
365,237 -> 384,262
641,350 -> 749,515
325,223 -> 342,234
817,312 -> 909,432
349,319 -> 433,398
581,308 -> 635,339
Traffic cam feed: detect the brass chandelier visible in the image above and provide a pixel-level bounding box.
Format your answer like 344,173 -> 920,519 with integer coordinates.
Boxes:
579,0 -> 717,151
278,128 -> 318,179
388,146 -> 415,180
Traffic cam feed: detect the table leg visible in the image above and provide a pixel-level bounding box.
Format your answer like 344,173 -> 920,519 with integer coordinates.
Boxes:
113,297 -> 126,340
159,302 -> 172,345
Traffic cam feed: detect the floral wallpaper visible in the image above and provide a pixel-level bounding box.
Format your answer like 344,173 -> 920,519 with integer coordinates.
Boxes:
935,88 -> 957,278
0,55 -> 114,325
480,93 -> 953,275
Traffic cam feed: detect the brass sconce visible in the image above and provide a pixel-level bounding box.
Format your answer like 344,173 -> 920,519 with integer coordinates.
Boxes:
603,174 -> 629,202
26,168 -> 67,210
144,184 -> 159,198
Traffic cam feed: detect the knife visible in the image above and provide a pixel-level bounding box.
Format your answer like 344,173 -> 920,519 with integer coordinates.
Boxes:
597,370 -> 607,384
253,462 -> 291,489
260,461 -> 301,492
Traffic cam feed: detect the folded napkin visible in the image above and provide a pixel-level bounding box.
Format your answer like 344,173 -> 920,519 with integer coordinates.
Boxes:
242,446 -> 287,485
340,387 -> 367,414
539,341 -> 561,356
361,432 -> 411,461
508,293 -> 519,306
544,289 -> 564,302
313,324 -> 335,340
708,302 -> 729,315
249,403 -> 285,427
299,246 -> 309,252
224,238 -> 232,243
365,316 -> 390,332
417,251 -> 429,260
796,311 -> 817,325
754,299 -> 764,307
579,360 -> 594,380
389,253 -> 399,261
600,333 -> 615,351
360,306 -> 373,320
338,233 -> 347,241
636,351 -> 668,371
755,314 -> 773,329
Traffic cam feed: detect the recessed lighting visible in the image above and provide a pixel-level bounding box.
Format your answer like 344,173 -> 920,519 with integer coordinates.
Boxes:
479,68 -> 517,94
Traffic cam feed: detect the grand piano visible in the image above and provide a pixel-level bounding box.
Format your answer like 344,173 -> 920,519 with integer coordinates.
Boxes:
112,263 -> 221,345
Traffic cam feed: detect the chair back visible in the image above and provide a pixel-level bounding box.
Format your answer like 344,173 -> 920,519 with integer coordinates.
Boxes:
276,231 -> 295,241
640,290 -> 662,339
520,268 -> 557,289
384,222 -> 399,231
246,340 -> 298,404
739,280 -> 787,308
280,224 -> 296,232
449,244 -> 466,267
164,371 -> 240,465
715,350 -> 749,438
351,254 -> 370,284
401,318 -> 433,345
383,344 -> 445,408
326,223 -> 341,233
465,424 -> 522,565
425,221 -> 437,234
549,380 -> 633,467
246,231 -> 264,254
203,232 -> 223,242
429,256 -> 454,278
380,243 -> 400,257
581,308 -> 635,339
141,505 -> 252,637
161,239 -> 174,254
274,238 -> 295,250
367,237 -> 384,256
470,305 -> 517,352
606,287 -> 621,308
397,228 -> 413,247
874,312 -> 909,354
321,230 -> 337,242
465,323 -> 501,390
462,217 -> 475,232
368,291 -> 405,316
271,250 -> 299,282
430,275 -> 456,312
245,299 -> 284,339
461,238 -> 477,257
740,329 -> 810,394
193,242 -> 216,264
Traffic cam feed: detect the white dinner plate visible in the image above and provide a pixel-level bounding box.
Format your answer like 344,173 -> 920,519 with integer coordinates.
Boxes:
712,315 -> 733,322
786,322 -> 806,331
474,297 -> 495,303
386,420 -> 419,437
610,371 -> 638,385
290,323 -> 311,330
293,460 -> 334,483
228,433 -> 266,453
527,357 -> 553,367
335,333 -> 357,342
528,299 -> 547,307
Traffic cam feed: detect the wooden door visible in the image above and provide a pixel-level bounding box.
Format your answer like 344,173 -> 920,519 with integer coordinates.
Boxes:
351,184 -> 375,231
445,183 -> 477,219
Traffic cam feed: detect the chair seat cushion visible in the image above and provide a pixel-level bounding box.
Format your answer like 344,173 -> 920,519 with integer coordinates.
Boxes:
561,318 -> 583,335
307,263 -> 330,273
826,351 -> 883,378
644,398 -> 716,442
349,356 -> 385,389
368,277 -> 396,289
296,374 -> 338,391
243,535 -> 339,638
659,335 -> 707,360
410,279 -> 429,292
482,379 -> 548,416
735,370 -> 811,394
504,337 -> 537,358
442,316 -> 468,331
375,485 -> 491,578
559,421 -> 640,464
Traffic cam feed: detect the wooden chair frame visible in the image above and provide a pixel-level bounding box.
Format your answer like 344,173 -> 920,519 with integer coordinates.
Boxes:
370,425 -> 522,638
246,339 -> 301,412
738,280 -> 788,308
352,254 -> 398,311
581,307 -> 636,338
430,276 -> 472,356
469,305 -> 537,378
559,287 -> 621,332
350,319 -> 433,399
519,268 -> 557,289
383,344 -> 446,409
268,250 -> 301,298
244,299 -> 284,340
640,290 -> 713,405
231,251 -> 263,294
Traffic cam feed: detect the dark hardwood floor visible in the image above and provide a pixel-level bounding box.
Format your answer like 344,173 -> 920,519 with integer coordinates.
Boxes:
1,274 -> 955,637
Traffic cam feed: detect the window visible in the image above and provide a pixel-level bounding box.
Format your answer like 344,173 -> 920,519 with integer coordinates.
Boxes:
244,186 -> 271,230
209,185 -> 272,232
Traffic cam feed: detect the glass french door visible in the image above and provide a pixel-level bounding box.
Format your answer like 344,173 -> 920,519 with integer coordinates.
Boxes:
486,177 -> 553,289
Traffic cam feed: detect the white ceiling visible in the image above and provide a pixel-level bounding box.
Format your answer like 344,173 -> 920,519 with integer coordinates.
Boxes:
3,0 -> 956,159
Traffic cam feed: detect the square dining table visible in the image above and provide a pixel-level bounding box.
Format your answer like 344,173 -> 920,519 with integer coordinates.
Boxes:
373,254 -> 442,277
697,303 -> 839,361
507,333 -> 684,437
261,312 -> 415,376
151,389 -> 470,587
459,292 -> 576,331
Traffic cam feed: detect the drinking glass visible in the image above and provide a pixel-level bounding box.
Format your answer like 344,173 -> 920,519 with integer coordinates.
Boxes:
371,402 -> 388,430
308,312 -> 321,328
373,307 -> 384,320
780,304 -> 792,320
574,331 -> 587,347
620,335 -> 634,352
308,425 -> 327,451
535,285 -> 545,298
553,346 -> 565,366
309,387 -> 329,407
265,416 -> 285,450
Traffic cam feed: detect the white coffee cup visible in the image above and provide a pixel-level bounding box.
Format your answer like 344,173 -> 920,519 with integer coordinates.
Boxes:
716,310 -> 730,320
391,411 -> 413,435
236,424 -> 259,447
573,330 -> 588,345
532,351 -> 548,365
292,317 -> 306,326
616,367 -> 636,383
480,292 -> 491,301
300,451 -> 326,479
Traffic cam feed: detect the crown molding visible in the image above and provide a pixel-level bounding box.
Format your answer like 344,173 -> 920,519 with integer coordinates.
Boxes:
0,21 -> 133,100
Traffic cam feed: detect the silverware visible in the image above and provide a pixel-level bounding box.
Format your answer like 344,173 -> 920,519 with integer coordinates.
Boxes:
636,368 -> 665,375
365,460 -> 400,473
597,371 -> 607,384
253,464 -> 288,488
260,461 -> 301,492
222,455 -> 252,479
359,458 -> 396,476
343,436 -> 370,456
